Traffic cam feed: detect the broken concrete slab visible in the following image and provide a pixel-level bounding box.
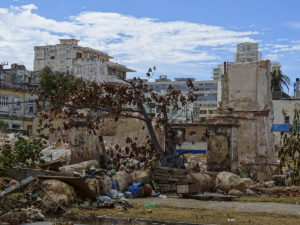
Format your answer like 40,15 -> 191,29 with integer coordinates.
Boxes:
41,179 -> 76,209
38,175 -> 96,199
216,171 -> 245,193
59,160 -> 98,174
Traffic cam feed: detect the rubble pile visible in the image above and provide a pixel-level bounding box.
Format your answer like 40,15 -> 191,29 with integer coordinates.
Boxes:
104,141 -> 146,172
1,132 -> 299,224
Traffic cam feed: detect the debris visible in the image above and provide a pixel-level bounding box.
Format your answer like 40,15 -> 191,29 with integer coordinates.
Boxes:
143,203 -> 157,209
151,167 -> 191,192
59,160 -> 99,174
127,182 -> 143,197
131,170 -> 151,184
106,189 -> 118,199
141,184 -> 152,197
84,178 -> 101,196
228,189 -> 243,196
158,194 -> 167,199
272,175 -> 287,186
183,192 -> 239,201
241,178 -> 253,188
41,179 -> 76,209
0,208 -> 44,224
96,198 -> 133,210
188,173 -> 214,193
98,175 -> 113,194
40,145 -> 71,170
0,176 -> 35,197
216,172 -> 245,193
185,156 -> 206,172
113,171 -> 133,192
124,191 -> 133,199
264,181 -> 275,188
38,175 -> 96,199
246,189 -> 255,195
97,196 -> 112,203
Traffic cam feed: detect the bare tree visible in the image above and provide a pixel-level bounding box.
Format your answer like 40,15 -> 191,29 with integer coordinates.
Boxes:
38,67 -> 199,168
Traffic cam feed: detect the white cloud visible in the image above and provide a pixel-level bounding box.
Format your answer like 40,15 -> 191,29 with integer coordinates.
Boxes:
0,4 -> 258,77
264,53 -> 279,61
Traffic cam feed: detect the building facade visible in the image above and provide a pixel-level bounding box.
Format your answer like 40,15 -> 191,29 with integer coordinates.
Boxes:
272,99 -> 300,145
34,39 -> 135,83
233,42 -> 262,63
146,75 -> 218,123
0,64 -> 39,135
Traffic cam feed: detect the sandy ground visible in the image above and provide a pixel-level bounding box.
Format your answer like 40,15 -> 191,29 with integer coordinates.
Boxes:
129,197 -> 300,216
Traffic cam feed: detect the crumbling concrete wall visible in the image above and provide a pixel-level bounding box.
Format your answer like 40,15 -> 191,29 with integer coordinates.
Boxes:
207,61 -> 275,178
103,117 -> 164,150
32,115 -> 117,165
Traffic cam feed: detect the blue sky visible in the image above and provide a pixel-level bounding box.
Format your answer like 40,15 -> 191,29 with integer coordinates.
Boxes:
1,0 -> 300,93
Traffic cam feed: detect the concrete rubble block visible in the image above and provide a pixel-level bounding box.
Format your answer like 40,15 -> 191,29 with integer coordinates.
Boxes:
84,178 -> 101,196
113,171 -> 133,192
264,181 -> 275,188
228,189 -> 243,196
0,212 -> 27,224
241,178 -> 253,188
59,160 -> 99,173
216,171 -> 245,193
130,170 -> 151,184
98,175 -> 113,194
41,179 -> 76,208
0,208 -> 44,224
40,145 -> 72,165
188,173 -> 215,193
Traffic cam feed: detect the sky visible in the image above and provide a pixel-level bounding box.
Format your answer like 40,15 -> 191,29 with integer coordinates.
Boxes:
0,0 -> 300,93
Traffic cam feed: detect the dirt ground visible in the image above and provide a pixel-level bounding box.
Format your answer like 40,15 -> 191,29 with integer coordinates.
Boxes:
74,202 -> 300,225
129,197 -> 300,215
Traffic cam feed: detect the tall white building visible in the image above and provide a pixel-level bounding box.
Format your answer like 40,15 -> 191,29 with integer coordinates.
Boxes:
146,76 -> 218,123
34,39 -> 135,83
233,42 -> 262,63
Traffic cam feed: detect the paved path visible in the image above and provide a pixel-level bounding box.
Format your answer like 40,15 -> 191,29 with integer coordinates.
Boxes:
129,197 -> 300,216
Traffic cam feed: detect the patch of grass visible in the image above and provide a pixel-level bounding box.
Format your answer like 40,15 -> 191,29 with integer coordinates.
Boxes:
70,205 -> 300,225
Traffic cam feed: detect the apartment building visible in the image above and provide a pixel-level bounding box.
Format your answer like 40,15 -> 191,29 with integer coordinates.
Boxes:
146,75 -> 218,123
34,39 -> 135,83
0,64 -> 39,135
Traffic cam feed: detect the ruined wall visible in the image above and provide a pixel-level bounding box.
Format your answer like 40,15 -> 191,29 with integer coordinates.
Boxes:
208,61 -> 275,177
32,115 -> 117,165
103,117 -> 164,151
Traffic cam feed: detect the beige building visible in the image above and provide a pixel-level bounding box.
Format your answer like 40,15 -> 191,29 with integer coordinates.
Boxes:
34,39 -> 135,83
0,64 -> 39,135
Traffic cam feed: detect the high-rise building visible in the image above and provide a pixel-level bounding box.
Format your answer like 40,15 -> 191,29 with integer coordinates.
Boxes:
233,42 -> 262,63
146,75 -> 218,123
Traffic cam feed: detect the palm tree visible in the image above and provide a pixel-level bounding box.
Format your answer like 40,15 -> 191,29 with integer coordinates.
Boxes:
271,68 -> 291,92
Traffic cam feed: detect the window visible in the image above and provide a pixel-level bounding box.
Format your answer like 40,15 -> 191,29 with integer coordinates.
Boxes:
76,52 -> 82,59
49,52 -> 56,60
29,99 -> 34,114
66,51 -> 72,59
12,124 -> 21,130
108,68 -> 116,75
284,116 -> 290,124
0,96 -> 8,107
